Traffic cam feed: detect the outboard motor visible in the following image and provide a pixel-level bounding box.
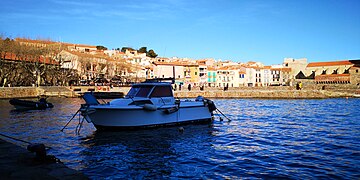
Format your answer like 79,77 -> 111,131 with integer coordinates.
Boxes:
207,99 -> 217,112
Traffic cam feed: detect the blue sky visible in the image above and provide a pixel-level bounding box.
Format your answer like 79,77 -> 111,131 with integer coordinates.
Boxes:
1,0 -> 359,65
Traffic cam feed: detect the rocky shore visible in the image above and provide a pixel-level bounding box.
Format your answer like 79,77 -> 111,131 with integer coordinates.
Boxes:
0,86 -> 359,99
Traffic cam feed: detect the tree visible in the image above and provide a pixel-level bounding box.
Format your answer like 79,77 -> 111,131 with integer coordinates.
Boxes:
138,47 -> 147,53
96,45 -> 108,50
147,49 -> 158,58
121,47 -> 136,53
0,37 -> 69,86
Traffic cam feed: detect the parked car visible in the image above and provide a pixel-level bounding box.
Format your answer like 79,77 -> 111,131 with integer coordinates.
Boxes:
94,77 -> 110,86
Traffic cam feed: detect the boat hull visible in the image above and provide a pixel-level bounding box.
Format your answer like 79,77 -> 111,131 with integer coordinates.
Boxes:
83,105 -> 213,130
9,99 -> 54,110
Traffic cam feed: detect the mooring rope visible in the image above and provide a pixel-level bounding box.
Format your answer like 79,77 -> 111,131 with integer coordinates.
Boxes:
216,108 -> 231,122
0,132 -> 32,144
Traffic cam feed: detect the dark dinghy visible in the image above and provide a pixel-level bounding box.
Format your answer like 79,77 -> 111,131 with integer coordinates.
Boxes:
9,98 -> 54,110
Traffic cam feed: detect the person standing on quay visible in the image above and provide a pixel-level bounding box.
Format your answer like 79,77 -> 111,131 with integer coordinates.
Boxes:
299,82 -> 303,90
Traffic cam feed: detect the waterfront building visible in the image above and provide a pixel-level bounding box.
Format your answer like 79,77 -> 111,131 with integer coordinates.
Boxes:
217,66 -> 241,88
283,58 -> 308,85
207,66 -> 217,87
262,66 -> 272,86
58,50 -> 116,80
254,67 -> 263,87
183,63 -> 200,86
349,65 -> 360,86
244,66 -> 256,87
145,66 -> 154,79
306,60 -> 360,85
152,61 -> 184,83
238,68 -> 246,87
270,65 -> 292,86
197,60 -> 208,86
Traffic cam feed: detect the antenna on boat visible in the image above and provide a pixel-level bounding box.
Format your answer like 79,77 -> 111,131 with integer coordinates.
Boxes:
172,66 -> 175,84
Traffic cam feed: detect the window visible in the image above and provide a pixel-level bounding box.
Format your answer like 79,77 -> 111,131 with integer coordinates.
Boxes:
150,86 -> 173,97
137,86 -> 153,97
127,85 -> 154,98
195,72 -> 197,75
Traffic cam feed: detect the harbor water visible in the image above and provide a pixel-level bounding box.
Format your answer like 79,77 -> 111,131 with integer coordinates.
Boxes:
0,97 -> 359,179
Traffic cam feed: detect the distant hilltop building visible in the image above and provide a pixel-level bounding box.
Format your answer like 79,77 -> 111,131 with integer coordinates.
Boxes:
1,37 -> 358,89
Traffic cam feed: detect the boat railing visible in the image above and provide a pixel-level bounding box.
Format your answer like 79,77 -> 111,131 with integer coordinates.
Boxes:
144,78 -> 175,84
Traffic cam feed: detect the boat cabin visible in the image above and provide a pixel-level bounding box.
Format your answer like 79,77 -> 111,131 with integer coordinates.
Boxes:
124,82 -> 175,106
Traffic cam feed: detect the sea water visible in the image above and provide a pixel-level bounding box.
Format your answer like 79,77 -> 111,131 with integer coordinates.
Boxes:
0,98 -> 359,179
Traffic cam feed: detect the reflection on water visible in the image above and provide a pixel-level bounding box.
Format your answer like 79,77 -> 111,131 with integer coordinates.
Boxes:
0,98 -> 359,179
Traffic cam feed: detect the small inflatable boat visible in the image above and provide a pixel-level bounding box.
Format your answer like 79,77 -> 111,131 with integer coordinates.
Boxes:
9,98 -> 54,110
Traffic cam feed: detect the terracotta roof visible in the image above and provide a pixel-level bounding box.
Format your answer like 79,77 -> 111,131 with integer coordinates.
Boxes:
271,67 -> 291,72
153,61 -> 185,66
15,38 -> 97,48
315,74 -> 350,82
263,66 -> 271,69
307,60 -> 353,67
1,52 -> 59,65
64,50 -> 115,62
15,38 -> 57,45
218,66 -> 229,70
196,60 -> 206,65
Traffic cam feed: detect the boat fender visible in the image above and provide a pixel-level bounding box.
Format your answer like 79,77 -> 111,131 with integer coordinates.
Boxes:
143,104 -> 157,111
164,106 -> 179,114
207,100 -> 217,112
195,96 -> 204,101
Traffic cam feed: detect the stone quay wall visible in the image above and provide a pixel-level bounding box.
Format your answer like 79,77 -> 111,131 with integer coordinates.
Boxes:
1,86 -> 358,99
173,90 -> 329,99
0,87 -> 39,99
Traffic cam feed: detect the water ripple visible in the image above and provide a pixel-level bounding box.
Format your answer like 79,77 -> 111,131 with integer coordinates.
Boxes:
1,98 -> 360,179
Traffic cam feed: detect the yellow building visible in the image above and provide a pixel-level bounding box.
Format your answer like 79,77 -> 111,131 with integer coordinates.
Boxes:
183,64 -> 199,85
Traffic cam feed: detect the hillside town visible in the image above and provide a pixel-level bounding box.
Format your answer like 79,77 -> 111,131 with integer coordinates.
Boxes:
1,37 -> 359,90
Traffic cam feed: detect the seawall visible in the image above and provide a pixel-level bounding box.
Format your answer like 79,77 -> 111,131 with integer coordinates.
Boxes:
0,86 -> 358,99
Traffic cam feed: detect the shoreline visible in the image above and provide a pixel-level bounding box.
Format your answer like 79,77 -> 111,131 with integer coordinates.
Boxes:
0,86 -> 359,99
0,138 -> 87,179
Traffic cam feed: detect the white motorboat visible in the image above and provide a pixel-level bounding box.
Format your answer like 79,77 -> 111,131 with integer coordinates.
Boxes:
79,79 -> 217,130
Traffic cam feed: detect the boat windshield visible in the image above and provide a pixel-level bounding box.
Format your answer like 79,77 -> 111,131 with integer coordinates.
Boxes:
126,85 -> 154,98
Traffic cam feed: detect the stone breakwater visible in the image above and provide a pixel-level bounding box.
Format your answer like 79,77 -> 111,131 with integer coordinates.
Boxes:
0,86 -> 358,99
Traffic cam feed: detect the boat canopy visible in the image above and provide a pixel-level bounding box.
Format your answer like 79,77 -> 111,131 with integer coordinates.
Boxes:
126,83 -> 173,98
